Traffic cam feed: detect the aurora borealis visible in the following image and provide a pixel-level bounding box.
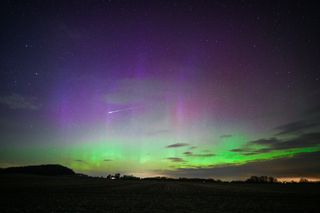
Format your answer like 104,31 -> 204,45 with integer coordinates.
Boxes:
1,0 -> 320,180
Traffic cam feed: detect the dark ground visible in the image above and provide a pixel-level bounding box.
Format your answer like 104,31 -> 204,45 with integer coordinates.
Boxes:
1,175 -> 319,213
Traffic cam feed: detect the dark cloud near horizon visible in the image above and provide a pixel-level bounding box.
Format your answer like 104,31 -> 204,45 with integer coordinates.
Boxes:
230,116 -> 320,155
229,148 -> 253,153
250,138 -> 280,146
74,159 -> 87,164
165,143 -> 189,148
230,132 -> 320,155
275,120 -> 319,135
161,152 -> 320,179
252,133 -> 320,152
166,157 -> 186,163
183,151 -> 215,157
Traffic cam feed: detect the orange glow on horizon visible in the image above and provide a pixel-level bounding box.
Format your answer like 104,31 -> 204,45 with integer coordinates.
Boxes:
277,177 -> 320,182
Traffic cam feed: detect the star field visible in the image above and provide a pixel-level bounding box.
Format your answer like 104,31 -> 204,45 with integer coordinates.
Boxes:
0,0 -> 320,180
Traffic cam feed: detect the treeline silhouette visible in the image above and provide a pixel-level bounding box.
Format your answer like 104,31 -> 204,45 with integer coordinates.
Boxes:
106,173 -> 140,180
105,173 -> 223,182
245,176 -> 278,183
105,174 -> 316,183
0,165 -> 316,183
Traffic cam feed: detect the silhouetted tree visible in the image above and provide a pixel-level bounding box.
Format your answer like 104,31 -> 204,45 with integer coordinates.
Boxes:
114,173 -> 120,179
246,176 -> 278,183
122,175 -> 140,180
299,178 -> 309,183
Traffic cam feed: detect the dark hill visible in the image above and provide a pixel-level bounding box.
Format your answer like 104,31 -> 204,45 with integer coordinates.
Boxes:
0,164 -> 75,176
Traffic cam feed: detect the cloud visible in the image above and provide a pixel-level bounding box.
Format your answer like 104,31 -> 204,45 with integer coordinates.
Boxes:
183,151 -> 192,155
229,148 -> 251,153
220,134 -> 232,138
193,153 -> 215,157
251,133 -> 320,153
74,159 -> 87,164
230,131 -> 320,156
250,138 -> 280,146
161,152 -> 320,179
183,151 -> 215,157
0,93 -> 41,110
241,148 -> 274,155
275,120 -> 319,135
166,157 -> 186,163
274,133 -> 320,149
103,159 -> 112,162
165,143 -> 189,148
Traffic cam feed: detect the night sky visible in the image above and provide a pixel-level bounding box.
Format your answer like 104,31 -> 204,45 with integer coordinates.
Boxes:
1,0 -> 320,180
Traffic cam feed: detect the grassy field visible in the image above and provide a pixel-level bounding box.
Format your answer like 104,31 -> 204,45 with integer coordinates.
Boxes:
1,175 -> 319,213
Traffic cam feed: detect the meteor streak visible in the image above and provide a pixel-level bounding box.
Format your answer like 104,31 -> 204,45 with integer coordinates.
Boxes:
107,106 -> 142,114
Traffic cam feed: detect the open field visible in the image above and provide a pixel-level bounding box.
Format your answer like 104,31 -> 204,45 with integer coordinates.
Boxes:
1,175 -> 319,213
